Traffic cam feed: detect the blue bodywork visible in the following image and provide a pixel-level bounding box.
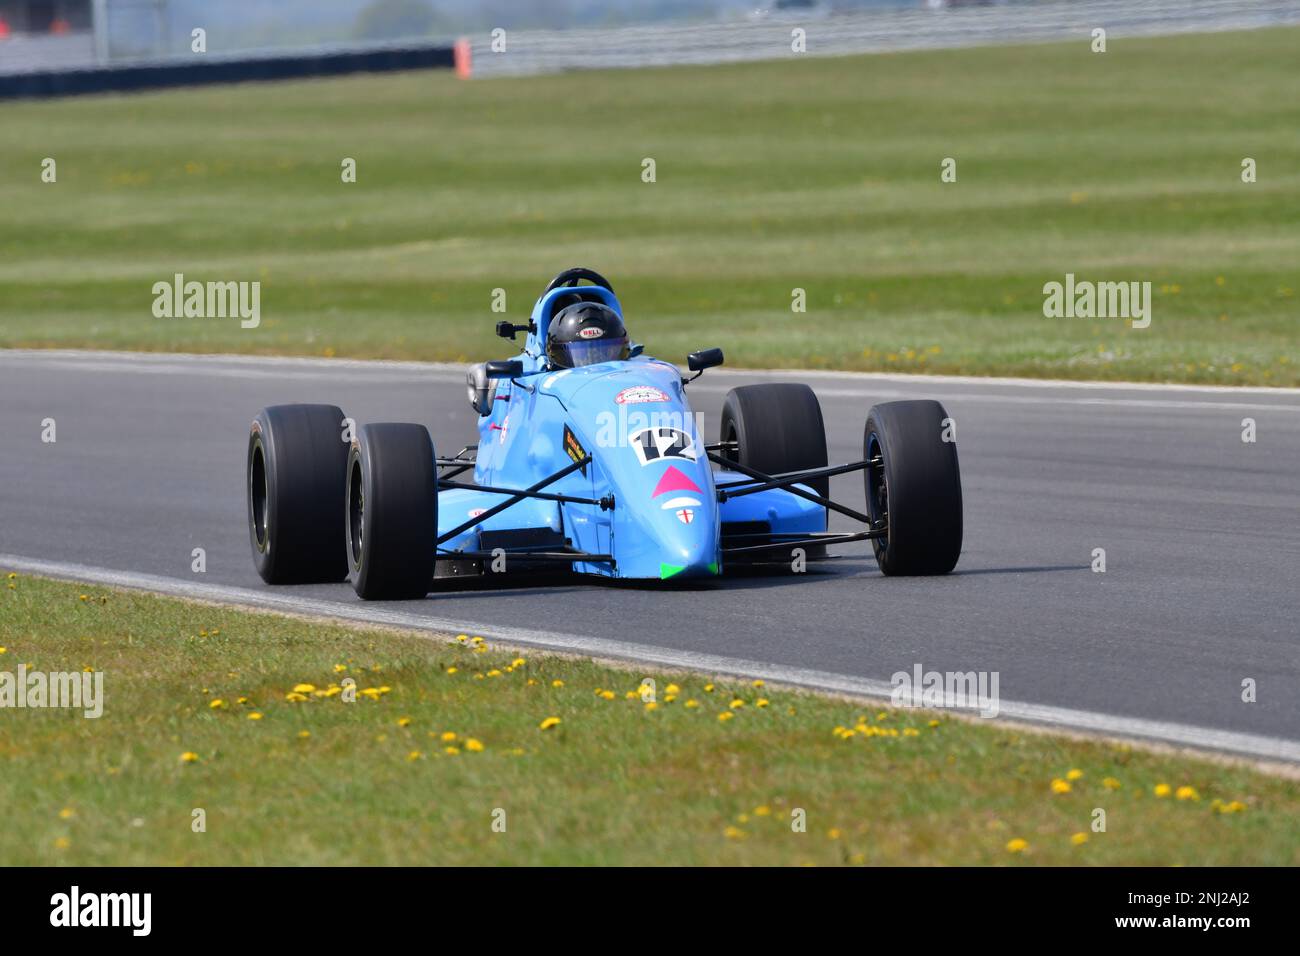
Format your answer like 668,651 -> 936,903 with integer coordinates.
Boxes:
438,285 -> 826,579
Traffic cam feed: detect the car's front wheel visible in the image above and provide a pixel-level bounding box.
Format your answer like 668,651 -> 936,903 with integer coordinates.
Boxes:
347,423 -> 438,600
864,400 -> 962,575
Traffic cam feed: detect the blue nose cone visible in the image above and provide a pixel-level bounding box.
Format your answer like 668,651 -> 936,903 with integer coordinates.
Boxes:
645,465 -> 719,579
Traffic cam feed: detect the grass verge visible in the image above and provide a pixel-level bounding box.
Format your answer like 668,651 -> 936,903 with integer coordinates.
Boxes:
0,29 -> 1297,384
1,571 -> 1297,865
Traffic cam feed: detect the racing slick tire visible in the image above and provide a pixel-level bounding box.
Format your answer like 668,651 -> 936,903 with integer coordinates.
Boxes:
347,423 -> 438,600
719,384 -> 829,499
247,403 -> 351,584
863,400 -> 962,575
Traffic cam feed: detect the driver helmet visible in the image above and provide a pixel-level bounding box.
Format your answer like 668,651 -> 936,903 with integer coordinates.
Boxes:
546,301 -> 630,369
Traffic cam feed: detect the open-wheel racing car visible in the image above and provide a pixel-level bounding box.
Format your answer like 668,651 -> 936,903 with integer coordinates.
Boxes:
246,267 -> 963,599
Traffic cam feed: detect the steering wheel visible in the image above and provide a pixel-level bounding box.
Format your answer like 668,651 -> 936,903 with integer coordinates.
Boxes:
543,267 -> 615,295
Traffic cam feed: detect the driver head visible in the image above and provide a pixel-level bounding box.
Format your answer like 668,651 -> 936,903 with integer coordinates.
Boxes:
546,302 -> 629,369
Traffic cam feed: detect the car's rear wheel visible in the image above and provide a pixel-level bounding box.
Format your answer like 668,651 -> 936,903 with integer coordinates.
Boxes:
719,383 -> 829,499
864,400 -> 962,575
347,423 -> 438,600
247,403 -> 351,584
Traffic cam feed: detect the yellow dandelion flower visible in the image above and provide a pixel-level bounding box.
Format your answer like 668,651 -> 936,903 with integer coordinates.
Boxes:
297,731 -> 311,739
284,692 -> 308,702
664,694 -> 677,703
59,807 -> 76,820
1050,779 -> 1072,794
684,699 -> 699,708
487,669 -> 502,678
1102,777 -> 1121,790
754,805 -> 772,817
928,719 -> 940,727
729,699 -> 745,709
377,686 -> 391,694
444,746 -> 460,756
465,738 -> 484,752
717,711 -> 734,722
1154,783 -> 1172,798
79,594 -> 88,601
665,683 -> 681,696
333,664 -> 347,673
208,699 -> 224,709
407,750 -> 422,761
446,666 -> 458,675
903,727 -> 920,736
1066,768 -> 1084,781
551,679 -> 564,688
1005,838 -> 1028,853
539,716 -> 561,731
54,837 -> 71,850
237,696 -> 248,705
644,701 -> 658,711
440,731 -> 457,742
827,828 -> 841,840
1070,832 -> 1089,846
397,717 -> 412,727
455,634 -> 468,643
292,683 -> 315,694
600,690 -> 615,700
180,751 -> 199,763
724,825 -> 746,840
755,698 -> 770,708
752,679 -> 765,688
703,683 -> 714,693
511,658 -> 526,667
1175,786 -> 1199,801
470,636 -> 485,645
247,712 -> 263,721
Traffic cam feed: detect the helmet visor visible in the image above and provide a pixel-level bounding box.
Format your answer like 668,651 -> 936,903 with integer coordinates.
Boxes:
556,336 -> 629,368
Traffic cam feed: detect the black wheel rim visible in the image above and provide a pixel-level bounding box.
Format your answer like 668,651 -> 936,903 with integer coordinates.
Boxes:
250,440 -> 269,552
866,432 -> 888,553
722,422 -> 739,466
347,457 -> 364,568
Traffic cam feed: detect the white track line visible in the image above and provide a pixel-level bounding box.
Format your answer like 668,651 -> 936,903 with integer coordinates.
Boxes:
3,348 -> 1299,397
3,552 -> 1297,765
3,349 -> 1298,412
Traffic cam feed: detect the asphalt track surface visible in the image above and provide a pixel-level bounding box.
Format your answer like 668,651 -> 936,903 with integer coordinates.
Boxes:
2,349 -> 1297,761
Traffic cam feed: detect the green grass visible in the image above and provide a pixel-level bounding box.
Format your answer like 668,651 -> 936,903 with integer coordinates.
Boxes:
0,29 -> 1298,384
2,571 -> 1298,866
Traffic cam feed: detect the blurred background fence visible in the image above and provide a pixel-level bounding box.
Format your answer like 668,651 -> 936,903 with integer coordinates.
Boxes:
2,0 -> 1299,91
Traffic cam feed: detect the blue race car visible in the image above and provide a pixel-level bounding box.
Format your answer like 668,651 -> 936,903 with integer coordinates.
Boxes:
246,267 -> 963,599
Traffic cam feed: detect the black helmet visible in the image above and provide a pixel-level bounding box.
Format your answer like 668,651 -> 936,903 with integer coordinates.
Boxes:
546,301 -> 629,369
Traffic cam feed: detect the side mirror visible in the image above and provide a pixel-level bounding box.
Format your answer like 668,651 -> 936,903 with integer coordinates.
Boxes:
687,348 -> 724,372
485,360 -> 524,379
466,363 -> 491,416
496,320 -> 532,341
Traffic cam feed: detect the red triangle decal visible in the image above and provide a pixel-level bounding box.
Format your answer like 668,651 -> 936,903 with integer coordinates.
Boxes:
652,465 -> 702,497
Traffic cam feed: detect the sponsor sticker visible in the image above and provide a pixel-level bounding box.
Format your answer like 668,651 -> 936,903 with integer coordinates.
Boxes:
578,327 -> 604,339
630,426 -> 698,466
615,385 -> 670,405
563,424 -> 588,474
675,508 -> 695,525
